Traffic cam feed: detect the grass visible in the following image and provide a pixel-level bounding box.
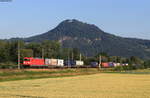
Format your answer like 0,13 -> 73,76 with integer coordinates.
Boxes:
103,69 -> 150,74
0,68 -> 150,82
0,68 -> 100,82
0,73 -> 149,98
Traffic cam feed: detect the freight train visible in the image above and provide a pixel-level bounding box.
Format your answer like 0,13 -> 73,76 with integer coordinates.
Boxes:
90,62 -> 129,68
23,57 -> 84,68
23,57 -> 128,68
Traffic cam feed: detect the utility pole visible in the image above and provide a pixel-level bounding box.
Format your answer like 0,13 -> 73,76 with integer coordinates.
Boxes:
99,55 -> 101,70
68,50 -> 70,67
18,41 -> 20,69
72,52 -> 74,60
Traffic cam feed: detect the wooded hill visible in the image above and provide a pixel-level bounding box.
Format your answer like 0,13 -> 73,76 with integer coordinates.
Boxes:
21,19 -> 150,59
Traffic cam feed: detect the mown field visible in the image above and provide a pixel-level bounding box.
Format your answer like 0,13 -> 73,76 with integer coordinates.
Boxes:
0,69 -> 150,98
0,68 -> 100,82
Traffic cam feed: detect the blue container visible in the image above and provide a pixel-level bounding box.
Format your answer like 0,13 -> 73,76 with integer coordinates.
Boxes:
64,60 -> 76,67
91,62 -> 98,67
108,62 -> 114,67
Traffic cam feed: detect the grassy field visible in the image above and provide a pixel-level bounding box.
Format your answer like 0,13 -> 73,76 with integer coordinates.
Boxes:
0,70 -> 150,98
0,68 -> 150,82
0,68 -> 100,82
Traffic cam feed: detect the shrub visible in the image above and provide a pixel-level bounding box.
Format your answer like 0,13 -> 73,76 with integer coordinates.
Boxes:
0,62 -> 17,69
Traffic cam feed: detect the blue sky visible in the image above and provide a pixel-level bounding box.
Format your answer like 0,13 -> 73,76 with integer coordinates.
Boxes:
0,0 -> 150,39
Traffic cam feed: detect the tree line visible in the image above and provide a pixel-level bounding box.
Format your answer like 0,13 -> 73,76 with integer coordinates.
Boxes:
0,40 -> 81,68
0,40 -> 150,69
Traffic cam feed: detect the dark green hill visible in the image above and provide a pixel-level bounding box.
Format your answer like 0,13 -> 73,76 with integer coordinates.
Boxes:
24,19 -> 150,59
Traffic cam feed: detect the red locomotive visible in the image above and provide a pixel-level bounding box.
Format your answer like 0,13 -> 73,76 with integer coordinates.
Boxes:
23,57 -> 46,67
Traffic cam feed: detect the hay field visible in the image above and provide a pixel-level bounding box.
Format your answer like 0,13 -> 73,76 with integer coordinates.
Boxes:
0,73 -> 150,98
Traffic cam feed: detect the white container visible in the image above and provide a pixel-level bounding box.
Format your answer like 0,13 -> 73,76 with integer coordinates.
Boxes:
50,59 -> 58,66
113,63 -> 117,67
116,63 -> 121,66
57,59 -> 64,66
114,63 -> 121,67
76,61 -> 84,66
125,63 -> 129,66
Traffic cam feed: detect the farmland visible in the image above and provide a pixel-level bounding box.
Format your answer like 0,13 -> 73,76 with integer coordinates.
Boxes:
0,69 -> 150,98
0,68 -> 101,82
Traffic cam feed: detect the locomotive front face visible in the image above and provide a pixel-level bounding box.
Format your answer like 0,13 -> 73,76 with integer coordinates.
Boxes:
23,58 -> 31,65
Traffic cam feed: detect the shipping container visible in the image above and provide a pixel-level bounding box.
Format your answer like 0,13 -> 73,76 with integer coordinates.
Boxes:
76,61 -> 84,66
101,62 -> 109,68
64,60 -> 71,67
125,63 -> 129,66
57,59 -> 64,66
45,59 -> 51,65
116,63 -> 121,66
64,60 -> 76,67
48,59 -> 58,66
122,64 -> 125,66
108,62 -> 114,67
113,63 -> 121,67
90,62 -> 98,67
114,63 -> 117,67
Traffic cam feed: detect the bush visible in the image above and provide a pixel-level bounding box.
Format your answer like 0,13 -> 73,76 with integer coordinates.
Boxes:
0,62 -> 17,69
144,60 -> 150,68
114,66 -> 124,71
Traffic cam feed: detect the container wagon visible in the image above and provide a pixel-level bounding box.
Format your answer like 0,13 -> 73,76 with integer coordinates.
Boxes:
76,61 -> 84,66
64,60 -> 76,67
23,57 -> 64,68
90,62 -> 98,68
101,62 -> 109,68
57,59 -> 64,67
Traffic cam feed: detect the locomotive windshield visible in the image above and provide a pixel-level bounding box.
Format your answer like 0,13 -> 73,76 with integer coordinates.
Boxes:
24,59 -> 30,61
